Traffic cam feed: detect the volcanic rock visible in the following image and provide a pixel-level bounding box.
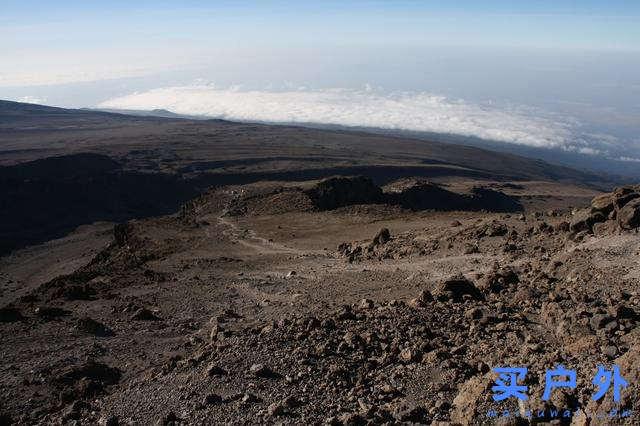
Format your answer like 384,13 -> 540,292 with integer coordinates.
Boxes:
618,198 -> 640,230
591,193 -> 615,215
570,208 -> 605,233
241,393 -> 261,404
590,313 -> 613,330
203,393 -> 223,405
480,267 -> 519,293
408,289 -> 434,308
75,317 -> 114,336
593,220 -> 618,236
131,308 -> 161,321
249,363 -> 279,378
435,275 -> 483,302
372,228 -> 390,245
267,402 -> 285,417
56,360 -> 121,387
205,364 -> 227,377
358,298 -> 374,309
555,221 -> 570,232
98,415 -> 119,426
305,176 -> 383,210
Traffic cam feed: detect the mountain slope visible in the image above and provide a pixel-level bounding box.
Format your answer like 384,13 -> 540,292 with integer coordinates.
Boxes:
0,100 -> 616,186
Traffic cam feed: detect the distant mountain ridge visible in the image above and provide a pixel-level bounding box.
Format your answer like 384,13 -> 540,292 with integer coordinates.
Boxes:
0,99 -> 622,187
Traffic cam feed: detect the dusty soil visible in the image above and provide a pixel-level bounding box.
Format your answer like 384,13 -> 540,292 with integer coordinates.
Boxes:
2,176 -> 640,425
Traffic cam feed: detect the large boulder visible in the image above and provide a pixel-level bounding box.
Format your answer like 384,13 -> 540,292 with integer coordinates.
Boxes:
570,208 -> 605,233
585,185 -> 640,233
590,193 -> 615,215
613,184 -> 640,197
479,267 -> 519,293
618,198 -> 640,230
615,192 -> 640,209
611,186 -> 640,214
434,275 -> 483,302
593,220 -> 618,236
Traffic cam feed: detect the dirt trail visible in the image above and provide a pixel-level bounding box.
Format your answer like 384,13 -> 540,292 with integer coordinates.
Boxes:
216,215 -> 306,255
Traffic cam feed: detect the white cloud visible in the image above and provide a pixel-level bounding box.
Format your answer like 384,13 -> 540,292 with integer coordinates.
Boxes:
100,85 -> 579,149
15,95 -> 45,104
575,147 -> 602,155
619,156 -> 640,163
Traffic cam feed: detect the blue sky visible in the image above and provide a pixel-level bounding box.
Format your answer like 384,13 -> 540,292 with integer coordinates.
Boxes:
3,0 -> 640,53
1,1 -> 639,171
2,1 -> 639,89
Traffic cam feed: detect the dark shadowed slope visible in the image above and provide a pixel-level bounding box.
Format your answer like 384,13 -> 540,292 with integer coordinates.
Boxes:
0,153 -> 200,255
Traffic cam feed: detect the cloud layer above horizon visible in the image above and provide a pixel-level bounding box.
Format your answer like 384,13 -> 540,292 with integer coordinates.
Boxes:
101,86 -> 582,150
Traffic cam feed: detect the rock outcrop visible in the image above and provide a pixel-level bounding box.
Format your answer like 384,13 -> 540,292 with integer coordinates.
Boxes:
572,184 -> 640,235
305,176 -> 384,210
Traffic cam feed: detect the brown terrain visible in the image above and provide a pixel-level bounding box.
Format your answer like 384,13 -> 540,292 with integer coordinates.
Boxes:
1,100 -> 639,425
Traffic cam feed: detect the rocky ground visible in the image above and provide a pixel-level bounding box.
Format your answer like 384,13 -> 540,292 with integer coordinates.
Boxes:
1,177 -> 639,425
